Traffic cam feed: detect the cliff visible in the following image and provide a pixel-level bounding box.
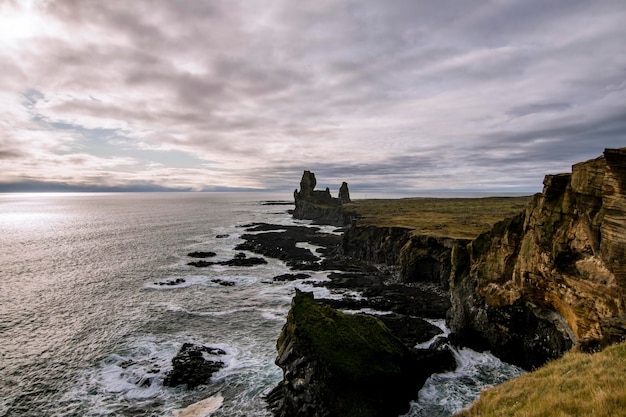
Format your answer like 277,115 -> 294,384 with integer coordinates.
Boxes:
267,290 -> 454,417
343,226 -> 466,289
448,148 -> 626,368
290,149 -> 626,371
293,171 -> 352,225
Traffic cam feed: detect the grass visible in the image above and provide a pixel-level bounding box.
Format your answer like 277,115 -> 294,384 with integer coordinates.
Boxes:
454,341 -> 626,417
342,196 -> 531,239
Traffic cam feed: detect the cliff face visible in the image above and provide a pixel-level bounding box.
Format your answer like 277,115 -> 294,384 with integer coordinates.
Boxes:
267,290 -> 435,417
449,148 -> 626,368
343,226 -> 467,289
293,171 -> 352,225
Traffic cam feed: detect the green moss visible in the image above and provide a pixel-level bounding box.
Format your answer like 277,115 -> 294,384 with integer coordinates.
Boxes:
286,291 -> 409,382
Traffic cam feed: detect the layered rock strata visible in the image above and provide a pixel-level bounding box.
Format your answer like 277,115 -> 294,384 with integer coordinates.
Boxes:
449,148 -> 626,368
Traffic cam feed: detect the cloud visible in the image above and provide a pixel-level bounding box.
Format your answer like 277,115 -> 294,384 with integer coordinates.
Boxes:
0,0 -> 624,195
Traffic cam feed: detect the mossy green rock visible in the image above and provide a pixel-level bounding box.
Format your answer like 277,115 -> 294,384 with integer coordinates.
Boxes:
279,290 -> 409,382
269,290 -> 444,417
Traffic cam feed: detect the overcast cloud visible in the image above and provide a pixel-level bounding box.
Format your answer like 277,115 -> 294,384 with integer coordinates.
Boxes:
1,0 -> 624,195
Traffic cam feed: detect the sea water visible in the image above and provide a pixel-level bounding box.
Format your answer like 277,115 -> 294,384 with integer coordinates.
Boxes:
0,193 -> 522,417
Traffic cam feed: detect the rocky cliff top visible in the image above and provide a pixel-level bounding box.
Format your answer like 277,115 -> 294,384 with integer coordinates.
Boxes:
449,147 -> 626,368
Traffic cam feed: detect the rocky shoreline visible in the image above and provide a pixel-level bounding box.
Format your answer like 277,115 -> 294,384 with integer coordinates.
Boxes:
267,147 -> 625,416
163,147 -> 624,416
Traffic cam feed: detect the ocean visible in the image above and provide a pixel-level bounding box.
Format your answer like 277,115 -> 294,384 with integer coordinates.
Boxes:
0,193 -> 522,417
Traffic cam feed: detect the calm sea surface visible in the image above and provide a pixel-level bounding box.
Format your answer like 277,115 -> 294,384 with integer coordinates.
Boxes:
0,193 -> 522,417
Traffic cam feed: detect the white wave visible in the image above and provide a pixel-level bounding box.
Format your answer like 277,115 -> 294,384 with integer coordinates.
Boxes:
295,241 -> 324,256
180,307 -> 259,317
415,319 -> 450,349
260,308 -> 289,322
343,308 -> 394,316
403,346 -> 524,416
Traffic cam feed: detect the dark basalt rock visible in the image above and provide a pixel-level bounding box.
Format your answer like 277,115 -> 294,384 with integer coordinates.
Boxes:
163,343 -> 226,389
154,278 -> 186,286
212,279 -> 235,286
273,273 -> 311,282
216,234 -> 230,238
187,251 -> 217,258
311,271 -> 451,319
222,256 -> 267,266
236,223 -> 342,266
267,291 -> 455,417
188,253 -> 267,268
377,314 -> 444,347
292,171 -> 353,225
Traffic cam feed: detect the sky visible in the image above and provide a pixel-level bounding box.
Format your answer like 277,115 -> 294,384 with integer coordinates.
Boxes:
1,0 -> 625,196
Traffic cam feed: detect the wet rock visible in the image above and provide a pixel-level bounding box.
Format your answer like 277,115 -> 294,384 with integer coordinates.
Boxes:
163,343 -> 226,389
155,278 -> 186,286
236,223 -> 341,266
188,254 -> 267,268
187,251 -> 217,258
212,279 -> 235,287
216,234 -> 230,238
273,273 -> 311,282
377,314 -> 443,347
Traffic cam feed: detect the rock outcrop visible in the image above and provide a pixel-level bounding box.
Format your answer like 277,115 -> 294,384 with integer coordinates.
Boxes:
163,343 -> 226,389
343,226 -> 468,289
293,171 -> 352,225
448,148 -> 626,369
267,290 -> 455,417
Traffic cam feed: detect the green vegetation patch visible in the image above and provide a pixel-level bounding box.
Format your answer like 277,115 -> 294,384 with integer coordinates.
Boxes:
343,196 -> 530,239
455,341 -> 626,417
285,291 -> 409,382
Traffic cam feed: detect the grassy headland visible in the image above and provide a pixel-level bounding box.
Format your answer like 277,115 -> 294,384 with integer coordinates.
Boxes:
454,341 -> 626,417
342,196 -> 530,239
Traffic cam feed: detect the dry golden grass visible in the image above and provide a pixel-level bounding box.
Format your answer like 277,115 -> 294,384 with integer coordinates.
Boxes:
343,196 -> 530,239
454,342 -> 626,417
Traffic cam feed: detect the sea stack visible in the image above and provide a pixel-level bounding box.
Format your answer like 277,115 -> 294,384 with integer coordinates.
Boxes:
293,170 -> 351,225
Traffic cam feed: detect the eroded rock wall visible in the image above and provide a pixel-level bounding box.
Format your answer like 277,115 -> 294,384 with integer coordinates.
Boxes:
449,148 -> 626,368
342,226 -> 466,288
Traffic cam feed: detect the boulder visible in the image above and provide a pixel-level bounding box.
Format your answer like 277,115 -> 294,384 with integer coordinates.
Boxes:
187,251 -> 217,258
163,343 -> 226,389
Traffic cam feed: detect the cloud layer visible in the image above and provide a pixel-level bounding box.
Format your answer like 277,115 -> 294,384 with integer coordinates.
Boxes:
1,0 -> 625,195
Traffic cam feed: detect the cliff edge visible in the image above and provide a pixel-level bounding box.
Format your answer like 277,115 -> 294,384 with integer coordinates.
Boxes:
449,148 -> 626,368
